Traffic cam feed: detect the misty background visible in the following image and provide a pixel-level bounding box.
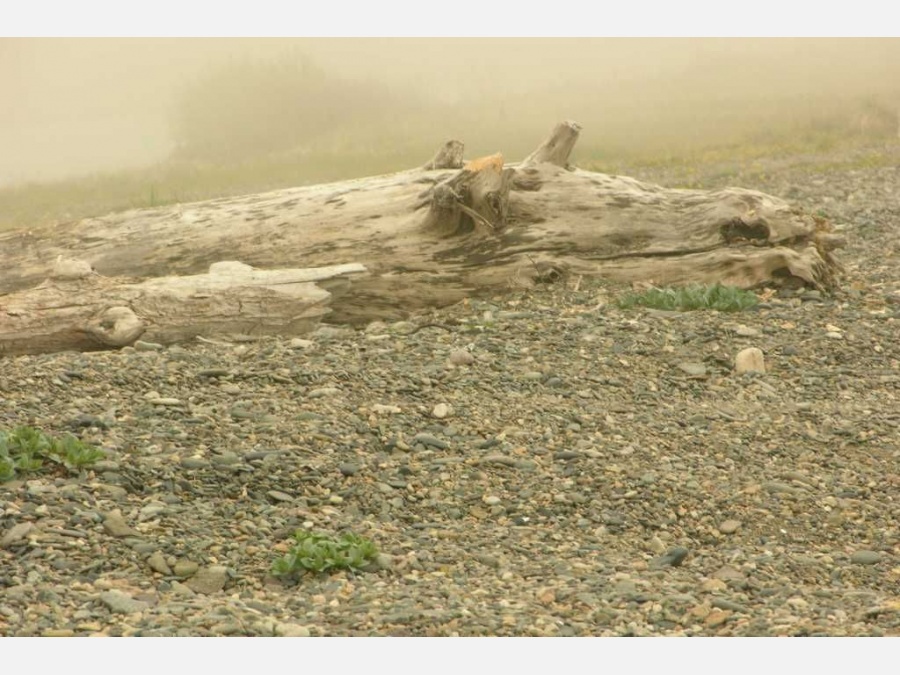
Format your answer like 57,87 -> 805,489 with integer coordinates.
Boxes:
2,38 -> 899,196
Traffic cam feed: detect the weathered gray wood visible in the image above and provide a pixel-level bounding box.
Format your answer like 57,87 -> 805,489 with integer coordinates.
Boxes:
421,140 -> 465,170
521,120 -> 581,167
0,261 -> 366,356
0,121 -> 844,344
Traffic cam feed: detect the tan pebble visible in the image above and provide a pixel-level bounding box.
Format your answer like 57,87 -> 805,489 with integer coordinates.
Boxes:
704,610 -> 731,628
648,536 -> 667,554
718,519 -> 742,534
448,349 -> 475,366
277,623 -> 311,637
432,403 -> 452,419
536,588 -> 556,605
735,348 -> 765,374
688,603 -> 711,619
700,578 -> 728,593
42,629 -> 75,637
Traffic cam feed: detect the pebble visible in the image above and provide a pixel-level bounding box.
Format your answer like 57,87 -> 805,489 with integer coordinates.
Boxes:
42,628 -> 75,637
277,623 -> 311,637
1,522 -> 34,548
678,362 -> 707,376
651,547 -> 690,569
432,403 -> 452,419
147,551 -> 173,575
339,463 -> 360,476
700,578 -> 728,592
448,349 -> 475,366
173,560 -> 200,578
850,550 -> 882,565
735,347 -> 765,374
372,404 -> 402,414
134,340 -> 164,351
102,511 -> 140,538
718,519 -> 742,534
185,566 -> 230,594
148,397 -> 184,406
413,433 -> 449,449
308,387 -> 340,398
100,590 -> 150,614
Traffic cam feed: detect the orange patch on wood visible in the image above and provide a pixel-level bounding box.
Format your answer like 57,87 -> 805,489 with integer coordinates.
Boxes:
464,153 -> 504,173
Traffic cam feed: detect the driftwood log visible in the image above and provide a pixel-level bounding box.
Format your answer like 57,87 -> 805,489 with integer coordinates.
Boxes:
0,260 -> 366,356
0,120 -> 844,356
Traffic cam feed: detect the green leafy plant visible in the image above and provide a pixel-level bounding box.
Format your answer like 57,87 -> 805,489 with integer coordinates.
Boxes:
616,283 -> 759,312
272,530 -> 379,579
0,426 -> 105,482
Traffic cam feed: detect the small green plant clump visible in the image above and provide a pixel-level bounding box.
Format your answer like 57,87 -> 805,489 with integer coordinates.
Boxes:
272,530 -> 379,579
616,283 -> 759,312
0,426 -> 106,482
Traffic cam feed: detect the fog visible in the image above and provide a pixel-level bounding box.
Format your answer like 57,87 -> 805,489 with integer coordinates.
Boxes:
2,38 -> 899,187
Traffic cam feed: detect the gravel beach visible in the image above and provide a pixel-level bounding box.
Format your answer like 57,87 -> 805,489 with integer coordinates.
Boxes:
2,143 -> 898,637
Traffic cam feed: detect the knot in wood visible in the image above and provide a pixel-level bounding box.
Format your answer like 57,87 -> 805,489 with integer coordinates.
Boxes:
86,306 -> 145,347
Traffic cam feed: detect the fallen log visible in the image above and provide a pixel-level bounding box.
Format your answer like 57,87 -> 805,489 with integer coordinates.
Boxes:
0,120 -> 843,354
0,260 -> 366,356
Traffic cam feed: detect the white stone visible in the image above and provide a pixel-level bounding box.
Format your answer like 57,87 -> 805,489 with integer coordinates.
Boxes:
432,403 -> 452,419
735,347 -> 766,374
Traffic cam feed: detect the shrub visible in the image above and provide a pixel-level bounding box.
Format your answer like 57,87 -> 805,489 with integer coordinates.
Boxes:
272,530 -> 379,579
616,283 -> 759,312
0,426 -> 105,482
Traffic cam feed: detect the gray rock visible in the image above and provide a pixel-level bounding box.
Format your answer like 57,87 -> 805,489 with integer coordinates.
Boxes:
850,550 -> 882,565
413,433 -> 449,449
276,623 -> 311,637
68,413 -> 111,429
651,547 -> 690,569
102,512 -> 140,538
148,397 -> 183,406
185,565 -> 229,594
678,362 -> 707,376
1,522 -> 34,548
134,340 -> 164,351
211,452 -> 240,466
478,454 -> 518,467
361,553 -> 394,573
711,598 -> 748,612
173,560 -> 200,578
763,481 -> 805,496
180,457 -> 209,469
288,338 -> 315,350
147,551 -> 172,575
100,590 -> 150,614
308,387 -> 341,398
339,463 -> 360,476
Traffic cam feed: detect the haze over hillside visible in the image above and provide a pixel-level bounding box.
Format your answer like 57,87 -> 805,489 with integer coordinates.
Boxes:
2,38 -> 899,187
